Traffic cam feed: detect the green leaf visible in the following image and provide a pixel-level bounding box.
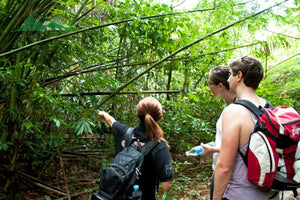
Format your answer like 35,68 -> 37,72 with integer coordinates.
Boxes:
53,119 -> 61,128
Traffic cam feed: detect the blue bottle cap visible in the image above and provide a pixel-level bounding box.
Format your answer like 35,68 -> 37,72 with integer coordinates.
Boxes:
196,146 -> 203,155
133,185 -> 139,190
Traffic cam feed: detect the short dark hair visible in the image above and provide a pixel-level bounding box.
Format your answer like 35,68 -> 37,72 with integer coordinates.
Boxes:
229,56 -> 263,90
210,65 -> 230,90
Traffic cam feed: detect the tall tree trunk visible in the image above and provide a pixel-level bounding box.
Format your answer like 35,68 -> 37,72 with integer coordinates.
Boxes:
182,68 -> 189,96
167,60 -> 174,101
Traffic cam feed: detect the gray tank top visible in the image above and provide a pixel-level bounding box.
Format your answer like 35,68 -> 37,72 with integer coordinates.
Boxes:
223,109 -> 279,200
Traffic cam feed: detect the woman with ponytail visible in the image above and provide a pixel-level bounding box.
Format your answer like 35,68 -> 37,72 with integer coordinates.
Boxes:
97,97 -> 173,200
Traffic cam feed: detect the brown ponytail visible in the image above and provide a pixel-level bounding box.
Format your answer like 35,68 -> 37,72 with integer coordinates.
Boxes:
136,97 -> 166,143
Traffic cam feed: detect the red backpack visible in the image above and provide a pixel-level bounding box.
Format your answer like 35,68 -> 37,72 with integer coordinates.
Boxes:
234,100 -> 300,195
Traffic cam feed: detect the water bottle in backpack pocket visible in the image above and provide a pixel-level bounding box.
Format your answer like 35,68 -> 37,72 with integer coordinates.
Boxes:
131,185 -> 142,200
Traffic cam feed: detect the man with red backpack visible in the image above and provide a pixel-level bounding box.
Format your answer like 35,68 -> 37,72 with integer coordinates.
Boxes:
213,56 -> 280,200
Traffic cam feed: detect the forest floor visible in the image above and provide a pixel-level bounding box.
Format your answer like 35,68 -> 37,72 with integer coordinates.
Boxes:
1,137 -> 213,200
2,136 -> 300,200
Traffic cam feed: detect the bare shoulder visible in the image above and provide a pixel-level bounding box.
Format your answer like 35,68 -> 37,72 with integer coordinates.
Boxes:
223,103 -> 249,118
222,104 -> 252,127
221,103 -> 253,145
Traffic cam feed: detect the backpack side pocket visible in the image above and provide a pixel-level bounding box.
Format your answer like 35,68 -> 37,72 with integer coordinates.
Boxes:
247,131 -> 279,188
98,164 -> 128,199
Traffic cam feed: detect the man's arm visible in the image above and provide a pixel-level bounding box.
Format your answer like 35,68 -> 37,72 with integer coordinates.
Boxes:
213,105 -> 241,200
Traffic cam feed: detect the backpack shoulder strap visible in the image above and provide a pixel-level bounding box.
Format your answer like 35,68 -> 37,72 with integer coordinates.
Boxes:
125,127 -> 158,154
234,99 -> 262,119
141,140 -> 159,156
238,148 -> 248,166
234,99 -> 260,167
124,127 -> 134,147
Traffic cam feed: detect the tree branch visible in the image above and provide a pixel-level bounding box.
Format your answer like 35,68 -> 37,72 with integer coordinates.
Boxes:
18,171 -> 67,196
0,1 -> 256,58
40,42 -> 264,87
75,5 -> 97,23
71,0 -> 90,24
270,52 -> 300,71
266,29 -> 300,40
97,0 -> 289,108
57,90 -> 180,97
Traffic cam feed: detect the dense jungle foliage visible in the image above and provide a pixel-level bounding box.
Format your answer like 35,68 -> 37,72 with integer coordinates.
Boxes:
0,0 -> 299,199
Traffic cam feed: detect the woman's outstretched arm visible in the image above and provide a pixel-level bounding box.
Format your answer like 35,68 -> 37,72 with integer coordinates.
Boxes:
97,111 -> 116,128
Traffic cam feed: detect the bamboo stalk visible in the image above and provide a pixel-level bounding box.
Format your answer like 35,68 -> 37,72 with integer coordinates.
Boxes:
270,52 -> 300,71
39,42 -> 264,87
75,5 -> 97,23
58,151 -> 71,200
266,29 -> 300,40
18,171 -> 67,196
0,1 -> 28,52
97,0 -> 289,108
71,0 -> 90,25
58,90 -> 180,97
0,1 -> 259,57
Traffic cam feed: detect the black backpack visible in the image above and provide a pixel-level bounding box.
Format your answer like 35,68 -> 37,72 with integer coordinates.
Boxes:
92,127 -> 158,200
